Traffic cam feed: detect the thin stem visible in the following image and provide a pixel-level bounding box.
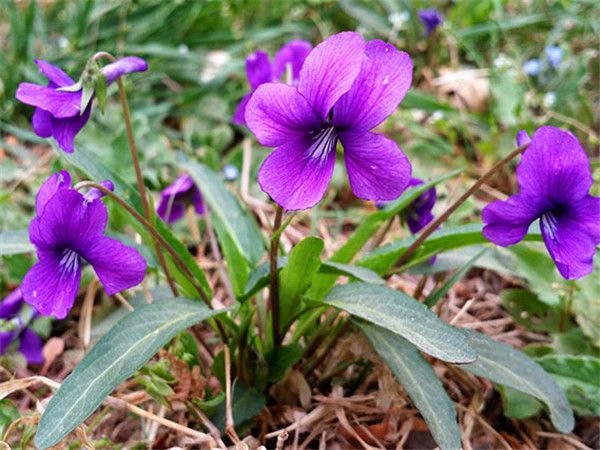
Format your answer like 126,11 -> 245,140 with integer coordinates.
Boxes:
560,280 -> 576,332
203,208 -> 235,302
270,205 -> 284,348
224,346 -> 240,444
74,182 -> 209,306
114,75 -> 178,296
392,142 -> 529,270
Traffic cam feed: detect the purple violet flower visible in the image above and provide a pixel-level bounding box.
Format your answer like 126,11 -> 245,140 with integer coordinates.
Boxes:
376,177 -> 437,234
482,126 -> 600,280
0,289 -> 45,365
157,174 -> 204,224
21,171 -> 147,318
245,32 -> 413,211
404,178 -> 437,234
233,40 -> 312,126
16,57 -> 148,153
418,9 -> 443,37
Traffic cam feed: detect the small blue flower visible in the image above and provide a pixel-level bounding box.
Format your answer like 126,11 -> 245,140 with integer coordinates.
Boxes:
223,164 -> 240,181
523,59 -> 541,77
545,46 -> 563,68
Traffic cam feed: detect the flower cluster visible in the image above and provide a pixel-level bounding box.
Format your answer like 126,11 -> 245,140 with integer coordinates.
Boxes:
157,174 -> 204,224
20,171 -> 147,318
483,126 -> 599,279
246,32 -> 413,211
233,40 -> 312,126
0,289 -> 44,365
16,57 -> 147,153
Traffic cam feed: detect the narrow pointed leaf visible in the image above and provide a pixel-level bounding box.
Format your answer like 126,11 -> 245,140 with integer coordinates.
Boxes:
279,237 -> 323,331
180,156 -> 264,264
358,223 -> 543,275
361,322 -> 461,450
35,298 -> 227,449
459,330 -> 574,433
324,283 -> 476,363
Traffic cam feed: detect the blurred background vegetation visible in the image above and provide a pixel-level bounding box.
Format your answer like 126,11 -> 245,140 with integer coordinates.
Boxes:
1,1 -> 598,233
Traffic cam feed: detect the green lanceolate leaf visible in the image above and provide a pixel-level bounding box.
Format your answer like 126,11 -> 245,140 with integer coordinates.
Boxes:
279,237 -> 323,332
358,223 -> 543,275
308,169 -> 462,299
361,322 -> 461,450
180,157 -> 264,265
35,298 -> 227,449
324,283 -> 476,363
536,354 -> 600,417
211,212 -> 250,297
0,229 -> 33,256
61,147 -> 212,298
459,330 -> 574,433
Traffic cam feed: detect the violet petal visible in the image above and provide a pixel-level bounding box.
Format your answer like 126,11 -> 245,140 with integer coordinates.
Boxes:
32,108 -> 54,138
257,136 -> 336,211
16,83 -> 81,118
34,59 -> 74,87
333,40 -> 412,132
297,31 -> 365,121
82,236 -> 147,295
18,328 -> 45,365
35,170 -> 72,217
245,83 -> 320,147
102,56 -> 148,85
272,40 -> 312,81
340,130 -> 411,201
245,51 -> 272,90
21,250 -> 81,319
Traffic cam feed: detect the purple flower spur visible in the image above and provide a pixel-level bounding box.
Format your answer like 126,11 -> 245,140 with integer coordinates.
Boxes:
21,171 -> 147,318
246,32 -> 413,211
16,57 -> 147,153
157,174 -> 204,225
483,126 -> 600,279
233,40 -> 312,126
0,289 -> 45,365
418,9 -> 443,37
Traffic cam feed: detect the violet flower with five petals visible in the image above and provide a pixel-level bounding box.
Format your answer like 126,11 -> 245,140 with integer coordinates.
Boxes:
21,171 -> 147,318
246,32 -> 413,211
157,174 -> 204,224
16,57 -> 148,153
233,40 -> 312,126
482,126 -> 600,279
0,289 -> 45,365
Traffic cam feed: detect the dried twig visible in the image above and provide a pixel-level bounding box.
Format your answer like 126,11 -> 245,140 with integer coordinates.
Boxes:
224,346 -> 241,444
